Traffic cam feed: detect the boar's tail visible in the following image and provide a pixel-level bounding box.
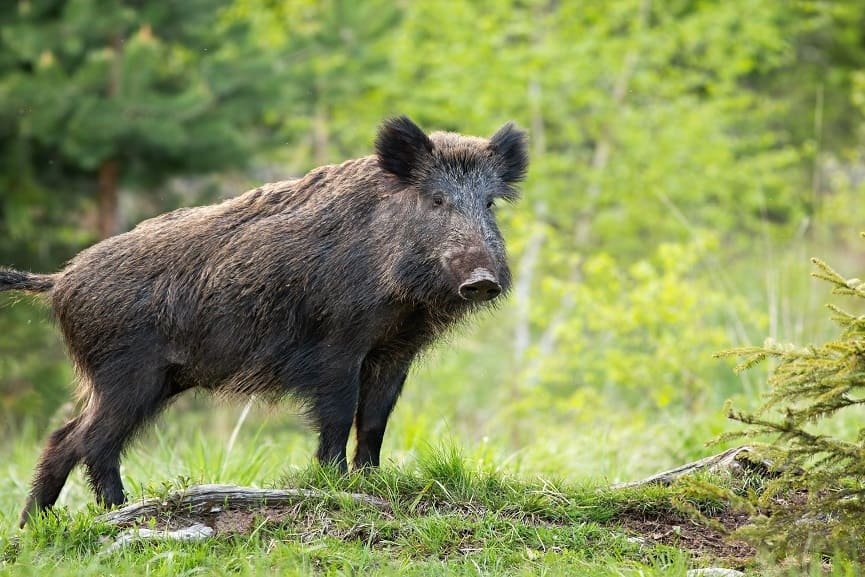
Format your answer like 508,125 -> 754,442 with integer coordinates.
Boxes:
0,268 -> 55,293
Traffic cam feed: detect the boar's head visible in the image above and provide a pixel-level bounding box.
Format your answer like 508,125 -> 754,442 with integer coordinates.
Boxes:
376,116 -> 528,308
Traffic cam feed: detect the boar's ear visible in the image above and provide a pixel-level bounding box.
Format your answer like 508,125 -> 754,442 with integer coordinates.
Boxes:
489,122 -> 529,184
375,116 -> 434,182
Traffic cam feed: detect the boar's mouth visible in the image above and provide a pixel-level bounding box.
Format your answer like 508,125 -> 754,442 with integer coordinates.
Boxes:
458,268 -> 502,302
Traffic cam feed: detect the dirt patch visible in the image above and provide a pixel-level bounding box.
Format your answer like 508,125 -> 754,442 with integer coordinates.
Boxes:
616,508 -> 755,569
210,505 -> 372,544
213,505 -> 303,535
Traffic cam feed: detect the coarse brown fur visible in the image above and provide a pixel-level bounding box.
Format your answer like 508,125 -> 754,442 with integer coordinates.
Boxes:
0,116 -> 528,527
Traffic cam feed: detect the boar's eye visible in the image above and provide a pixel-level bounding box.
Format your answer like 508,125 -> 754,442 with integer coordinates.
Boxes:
486,198 -> 495,210
431,193 -> 445,207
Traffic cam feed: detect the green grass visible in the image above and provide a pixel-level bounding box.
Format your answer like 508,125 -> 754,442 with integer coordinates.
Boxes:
1,398 -> 862,575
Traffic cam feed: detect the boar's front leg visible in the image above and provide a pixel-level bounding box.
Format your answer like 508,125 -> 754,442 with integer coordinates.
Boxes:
353,353 -> 413,469
311,367 -> 362,472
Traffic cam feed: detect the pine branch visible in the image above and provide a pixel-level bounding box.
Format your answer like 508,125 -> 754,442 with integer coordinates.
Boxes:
720,239 -> 865,558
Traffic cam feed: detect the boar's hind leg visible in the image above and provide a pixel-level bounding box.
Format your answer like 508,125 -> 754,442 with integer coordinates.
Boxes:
19,415 -> 86,527
353,356 -> 412,469
78,361 -> 176,510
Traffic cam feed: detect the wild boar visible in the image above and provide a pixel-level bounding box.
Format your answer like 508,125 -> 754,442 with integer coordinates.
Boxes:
1,116 -> 528,526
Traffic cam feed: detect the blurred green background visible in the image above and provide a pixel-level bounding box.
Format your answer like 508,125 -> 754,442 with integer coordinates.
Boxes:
1,0 -> 865,495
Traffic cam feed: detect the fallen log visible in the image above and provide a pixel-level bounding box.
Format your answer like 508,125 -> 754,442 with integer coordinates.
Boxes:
95,483 -> 390,527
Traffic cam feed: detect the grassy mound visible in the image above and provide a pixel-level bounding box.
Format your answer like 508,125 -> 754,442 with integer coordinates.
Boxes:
2,447 -> 755,577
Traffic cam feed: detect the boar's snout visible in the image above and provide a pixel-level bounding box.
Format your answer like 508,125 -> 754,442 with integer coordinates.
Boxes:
458,269 -> 502,302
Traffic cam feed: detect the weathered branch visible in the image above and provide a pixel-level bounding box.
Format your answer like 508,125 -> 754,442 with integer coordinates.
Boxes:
610,446 -> 765,489
96,484 -> 391,526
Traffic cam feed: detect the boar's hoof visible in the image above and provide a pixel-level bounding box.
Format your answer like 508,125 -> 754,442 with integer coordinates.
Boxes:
459,270 -> 502,302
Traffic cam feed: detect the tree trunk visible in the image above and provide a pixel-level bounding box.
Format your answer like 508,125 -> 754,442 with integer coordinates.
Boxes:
312,102 -> 329,166
97,34 -> 123,239
97,159 -> 119,239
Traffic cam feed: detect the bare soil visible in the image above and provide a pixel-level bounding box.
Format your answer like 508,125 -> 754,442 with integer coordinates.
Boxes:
615,507 -> 755,569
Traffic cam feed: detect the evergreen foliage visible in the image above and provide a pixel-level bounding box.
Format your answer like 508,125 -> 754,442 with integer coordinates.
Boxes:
719,234 -> 865,560
4,0 -> 865,430
0,1 -> 281,426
